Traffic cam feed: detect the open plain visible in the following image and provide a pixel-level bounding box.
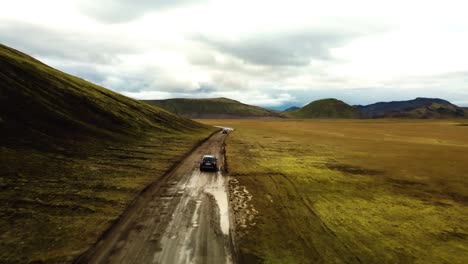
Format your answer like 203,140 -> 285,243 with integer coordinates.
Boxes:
200,119 -> 468,263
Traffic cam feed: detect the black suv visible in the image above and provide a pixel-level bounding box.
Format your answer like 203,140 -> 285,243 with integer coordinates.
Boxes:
200,155 -> 218,171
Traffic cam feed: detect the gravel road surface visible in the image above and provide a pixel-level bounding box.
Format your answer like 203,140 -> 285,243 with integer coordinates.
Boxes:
75,131 -> 234,264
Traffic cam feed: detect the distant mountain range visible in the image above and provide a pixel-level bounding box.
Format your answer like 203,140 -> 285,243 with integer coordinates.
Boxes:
143,98 -> 286,119
143,97 -> 467,119
282,106 -> 300,112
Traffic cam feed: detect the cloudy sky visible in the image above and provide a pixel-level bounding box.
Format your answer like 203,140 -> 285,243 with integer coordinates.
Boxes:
1,0 -> 467,108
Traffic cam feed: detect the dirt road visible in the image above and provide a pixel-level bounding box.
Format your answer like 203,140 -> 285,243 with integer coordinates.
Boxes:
75,131 -> 234,264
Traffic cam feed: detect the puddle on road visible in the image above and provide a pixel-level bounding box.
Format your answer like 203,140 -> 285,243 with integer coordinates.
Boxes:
184,168 -> 231,235
213,126 -> 234,131
204,171 -> 230,235
191,199 -> 202,228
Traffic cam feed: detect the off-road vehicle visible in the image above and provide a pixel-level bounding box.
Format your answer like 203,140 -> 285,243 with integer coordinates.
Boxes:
199,155 -> 218,171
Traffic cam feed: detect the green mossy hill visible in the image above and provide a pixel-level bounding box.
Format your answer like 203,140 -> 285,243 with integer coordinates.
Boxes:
0,44 -> 208,150
289,98 -> 360,118
143,97 -> 286,118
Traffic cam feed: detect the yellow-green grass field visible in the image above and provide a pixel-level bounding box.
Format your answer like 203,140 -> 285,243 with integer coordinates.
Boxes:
200,119 -> 468,264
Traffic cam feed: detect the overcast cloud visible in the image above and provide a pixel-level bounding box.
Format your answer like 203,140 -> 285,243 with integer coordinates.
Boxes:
77,0 -> 208,23
196,32 -> 350,66
1,0 -> 467,108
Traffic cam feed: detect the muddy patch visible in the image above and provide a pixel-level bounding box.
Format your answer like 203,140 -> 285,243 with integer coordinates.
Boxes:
326,162 -> 381,176
228,178 -> 258,236
446,192 -> 468,205
434,230 -> 468,241
388,178 -> 428,186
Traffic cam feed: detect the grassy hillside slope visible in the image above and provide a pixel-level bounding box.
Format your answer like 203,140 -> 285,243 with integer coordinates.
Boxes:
0,44 -> 207,149
143,97 -> 286,119
357,98 -> 467,118
289,98 -> 360,118
202,119 -> 468,264
0,44 -> 215,263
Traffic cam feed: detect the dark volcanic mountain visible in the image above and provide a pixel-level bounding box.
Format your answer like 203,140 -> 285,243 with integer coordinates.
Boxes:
143,97 -> 286,119
356,97 -> 467,118
288,98 -> 361,119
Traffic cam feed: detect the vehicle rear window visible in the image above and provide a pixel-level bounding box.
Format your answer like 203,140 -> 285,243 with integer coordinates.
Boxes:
203,157 -> 215,162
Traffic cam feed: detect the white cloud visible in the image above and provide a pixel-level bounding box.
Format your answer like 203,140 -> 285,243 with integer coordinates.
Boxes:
0,0 -> 467,108
76,0 -> 209,23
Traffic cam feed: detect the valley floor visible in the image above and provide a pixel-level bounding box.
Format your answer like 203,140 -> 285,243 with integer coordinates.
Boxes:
200,119 -> 468,264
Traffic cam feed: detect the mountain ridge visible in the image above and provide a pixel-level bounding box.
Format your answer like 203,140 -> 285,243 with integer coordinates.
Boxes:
356,97 -> 467,118
143,97 -> 286,119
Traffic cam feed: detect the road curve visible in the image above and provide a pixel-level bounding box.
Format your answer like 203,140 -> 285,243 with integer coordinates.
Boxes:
75,131 -> 234,264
